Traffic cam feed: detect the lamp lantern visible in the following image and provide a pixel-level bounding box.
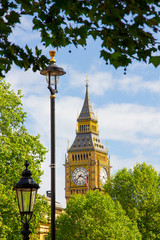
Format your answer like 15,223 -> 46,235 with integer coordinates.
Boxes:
14,161 -> 39,240
40,51 -> 66,94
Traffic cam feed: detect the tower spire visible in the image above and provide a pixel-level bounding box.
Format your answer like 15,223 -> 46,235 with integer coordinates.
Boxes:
68,75 -> 108,154
85,74 -> 89,99
77,75 -> 97,122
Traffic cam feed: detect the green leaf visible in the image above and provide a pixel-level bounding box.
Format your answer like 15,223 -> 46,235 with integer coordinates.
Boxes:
5,11 -> 20,25
149,56 -> 160,67
35,46 -> 42,57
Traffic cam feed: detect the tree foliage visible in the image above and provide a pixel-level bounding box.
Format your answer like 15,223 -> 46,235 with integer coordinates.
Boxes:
56,191 -> 141,240
104,162 -> 160,240
1,0 -> 160,76
0,78 -> 50,239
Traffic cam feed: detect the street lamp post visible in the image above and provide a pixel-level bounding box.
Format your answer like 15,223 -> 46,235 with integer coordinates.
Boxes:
14,161 -> 40,240
40,51 -> 66,240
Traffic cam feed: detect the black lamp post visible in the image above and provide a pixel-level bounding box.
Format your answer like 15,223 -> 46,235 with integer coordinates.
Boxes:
14,161 -> 40,240
40,51 -> 66,240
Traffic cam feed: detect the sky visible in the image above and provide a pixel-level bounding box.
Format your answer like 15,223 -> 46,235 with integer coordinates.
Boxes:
4,15 -> 160,208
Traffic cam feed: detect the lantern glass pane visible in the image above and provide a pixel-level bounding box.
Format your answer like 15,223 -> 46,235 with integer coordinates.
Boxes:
46,72 -> 49,84
46,74 -> 59,86
50,75 -> 56,85
17,189 -> 31,213
22,190 -> 31,212
30,190 -> 37,212
17,190 -> 23,212
55,75 -> 59,84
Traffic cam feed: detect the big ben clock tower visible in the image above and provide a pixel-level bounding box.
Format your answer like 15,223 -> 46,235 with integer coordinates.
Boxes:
65,77 -> 111,202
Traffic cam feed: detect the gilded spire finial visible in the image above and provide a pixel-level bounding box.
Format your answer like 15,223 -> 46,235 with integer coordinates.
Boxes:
67,139 -> 70,150
85,74 -> 89,87
49,51 -> 56,63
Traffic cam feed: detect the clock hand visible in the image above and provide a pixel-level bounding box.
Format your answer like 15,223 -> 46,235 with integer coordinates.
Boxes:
77,174 -> 85,180
77,174 -> 82,180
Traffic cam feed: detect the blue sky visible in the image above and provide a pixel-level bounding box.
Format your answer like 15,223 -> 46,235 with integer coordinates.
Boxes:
5,15 -> 160,207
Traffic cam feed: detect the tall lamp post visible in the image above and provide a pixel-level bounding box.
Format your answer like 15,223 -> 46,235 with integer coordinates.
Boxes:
40,51 -> 66,240
14,161 -> 40,240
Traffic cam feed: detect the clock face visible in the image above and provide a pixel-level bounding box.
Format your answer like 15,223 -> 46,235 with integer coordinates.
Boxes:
72,167 -> 87,186
100,167 -> 108,185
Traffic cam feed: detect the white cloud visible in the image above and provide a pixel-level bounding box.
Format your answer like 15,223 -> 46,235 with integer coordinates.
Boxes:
23,94 -> 50,145
66,65 -> 114,96
9,15 -> 41,46
5,67 -> 46,97
98,103 -> 160,148
118,75 -> 160,93
110,153 -> 155,175
56,96 -> 83,139
87,71 -> 114,95
23,94 -> 83,143
65,62 -> 160,96
144,80 -> 160,93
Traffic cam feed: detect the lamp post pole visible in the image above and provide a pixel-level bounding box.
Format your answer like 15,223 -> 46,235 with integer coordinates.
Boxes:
40,51 -> 66,240
21,223 -> 31,240
50,86 -> 56,239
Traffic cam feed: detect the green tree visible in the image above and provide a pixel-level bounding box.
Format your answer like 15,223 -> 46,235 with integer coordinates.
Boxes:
104,162 -> 160,239
1,0 -> 160,76
0,78 -> 50,239
56,191 -> 141,240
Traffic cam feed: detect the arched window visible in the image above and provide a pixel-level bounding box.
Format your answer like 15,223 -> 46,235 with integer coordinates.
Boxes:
86,153 -> 88,159
78,154 -> 80,160
75,155 -> 77,161
83,154 -> 85,160
72,155 -> 74,161
81,154 -> 83,160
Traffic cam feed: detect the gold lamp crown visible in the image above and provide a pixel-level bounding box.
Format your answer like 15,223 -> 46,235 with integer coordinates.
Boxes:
49,51 -> 56,63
